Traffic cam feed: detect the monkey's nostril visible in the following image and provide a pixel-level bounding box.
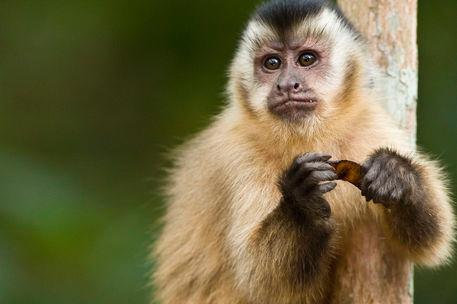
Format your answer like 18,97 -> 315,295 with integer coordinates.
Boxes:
294,83 -> 300,90
277,84 -> 281,91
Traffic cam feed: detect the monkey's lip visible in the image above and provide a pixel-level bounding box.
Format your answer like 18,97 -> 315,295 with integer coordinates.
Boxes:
272,98 -> 318,111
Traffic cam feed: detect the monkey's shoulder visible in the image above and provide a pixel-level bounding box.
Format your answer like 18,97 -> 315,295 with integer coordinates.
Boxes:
344,106 -> 414,158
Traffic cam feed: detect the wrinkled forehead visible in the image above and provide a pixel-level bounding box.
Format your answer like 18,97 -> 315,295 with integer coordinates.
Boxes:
242,8 -> 354,52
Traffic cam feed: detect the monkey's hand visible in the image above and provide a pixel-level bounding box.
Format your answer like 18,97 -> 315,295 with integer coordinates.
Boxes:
360,148 -> 419,207
360,148 -> 455,266
280,152 -> 338,219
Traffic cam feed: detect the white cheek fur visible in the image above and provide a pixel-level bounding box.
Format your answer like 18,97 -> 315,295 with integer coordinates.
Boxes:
230,22 -> 278,114
249,85 -> 271,113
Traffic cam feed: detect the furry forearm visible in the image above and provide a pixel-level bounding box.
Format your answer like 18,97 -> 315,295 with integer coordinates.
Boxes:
244,198 -> 335,302
377,153 -> 455,266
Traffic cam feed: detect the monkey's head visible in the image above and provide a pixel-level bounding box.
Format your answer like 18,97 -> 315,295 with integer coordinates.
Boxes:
229,0 -> 370,127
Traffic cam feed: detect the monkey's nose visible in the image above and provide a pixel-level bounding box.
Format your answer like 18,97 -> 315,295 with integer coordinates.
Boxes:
277,81 -> 301,93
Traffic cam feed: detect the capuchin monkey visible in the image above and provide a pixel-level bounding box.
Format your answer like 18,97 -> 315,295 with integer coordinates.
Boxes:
153,0 -> 455,303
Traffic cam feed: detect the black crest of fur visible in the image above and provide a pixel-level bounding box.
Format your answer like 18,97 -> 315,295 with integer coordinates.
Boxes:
254,0 -> 354,34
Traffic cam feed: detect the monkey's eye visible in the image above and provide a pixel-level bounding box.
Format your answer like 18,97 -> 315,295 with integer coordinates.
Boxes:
298,52 -> 317,67
263,56 -> 282,70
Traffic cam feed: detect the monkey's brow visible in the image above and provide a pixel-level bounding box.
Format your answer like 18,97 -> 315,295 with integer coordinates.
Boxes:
266,43 -> 285,51
262,40 -> 308,52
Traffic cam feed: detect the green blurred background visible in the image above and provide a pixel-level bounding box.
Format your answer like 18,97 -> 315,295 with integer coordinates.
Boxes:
0,1 -> 455,303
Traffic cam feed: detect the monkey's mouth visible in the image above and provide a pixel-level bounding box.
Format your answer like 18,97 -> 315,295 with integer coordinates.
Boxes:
270,98 -> 318,114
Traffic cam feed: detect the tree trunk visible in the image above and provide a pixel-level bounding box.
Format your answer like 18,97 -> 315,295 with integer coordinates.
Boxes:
334,0 -> 418,303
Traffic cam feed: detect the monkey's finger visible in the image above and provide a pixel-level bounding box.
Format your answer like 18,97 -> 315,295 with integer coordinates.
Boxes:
361,159 -> 374,175
288,153 -> 328,176
295,162 -> 335,178
310,162 -> 336,172
360,161 -> 383,193
297,152 -> 332,164
317,182 -> 337,194
363,161 -> 383,183
367,170 -> 389,193
306,170 -> 338,186
287,157 -> 303,176
291,162 -> 335,185
304,162 -> 336,171
362,152 -> 383,173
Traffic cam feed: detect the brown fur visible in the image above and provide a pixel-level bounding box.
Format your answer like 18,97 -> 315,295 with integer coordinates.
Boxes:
152,99 -> 454,303
152,4 -> 454,304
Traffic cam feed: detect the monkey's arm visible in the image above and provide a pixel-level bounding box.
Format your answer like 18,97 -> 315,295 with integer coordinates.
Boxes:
232,153 -> 338,302
361,148 -> 455,266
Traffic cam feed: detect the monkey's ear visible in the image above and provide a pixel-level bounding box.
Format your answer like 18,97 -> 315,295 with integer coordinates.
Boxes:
329,160 -> 363,189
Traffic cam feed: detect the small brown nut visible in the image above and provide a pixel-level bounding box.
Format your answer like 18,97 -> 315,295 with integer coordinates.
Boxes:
329,160 -> 363,189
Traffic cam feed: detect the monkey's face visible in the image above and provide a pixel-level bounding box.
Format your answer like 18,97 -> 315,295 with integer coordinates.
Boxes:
254,36 -> 334,121
229,7 -> 363,125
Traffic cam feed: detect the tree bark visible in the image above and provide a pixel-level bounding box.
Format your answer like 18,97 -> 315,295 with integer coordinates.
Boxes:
334,0 -> 418,303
